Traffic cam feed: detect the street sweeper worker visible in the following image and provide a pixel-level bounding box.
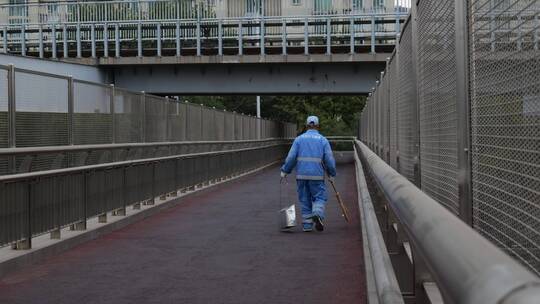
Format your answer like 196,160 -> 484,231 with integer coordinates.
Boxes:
280,116 -> 336,232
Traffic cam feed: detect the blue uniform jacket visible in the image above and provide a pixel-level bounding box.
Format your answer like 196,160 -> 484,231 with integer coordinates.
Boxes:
281,129 -> 336,180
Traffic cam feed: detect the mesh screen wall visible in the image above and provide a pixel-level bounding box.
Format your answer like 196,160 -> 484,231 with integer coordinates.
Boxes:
114,89 -> 143,143
417,0 -> 460,214
73,81 -> 112,145
397,21 -> 418,183
469,0 -> 540,276
0,67 -> 7,149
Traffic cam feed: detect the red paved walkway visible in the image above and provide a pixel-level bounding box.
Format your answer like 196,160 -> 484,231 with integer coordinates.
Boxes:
0,164 -> 365,304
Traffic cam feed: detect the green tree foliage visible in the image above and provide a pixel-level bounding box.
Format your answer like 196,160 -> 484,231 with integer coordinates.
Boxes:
177,95 -> 366,136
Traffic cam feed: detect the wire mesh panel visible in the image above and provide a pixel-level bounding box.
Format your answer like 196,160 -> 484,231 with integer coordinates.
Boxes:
15,70 -> 69,147
416,0 -> 459,214
214,110 -> 225,141
186,103 -> 202,141
224,111 -> 234,140
235,114 -> 243,140
397,21 -> 419,182
114,89 -> 143,143
168,101 -> 186,142
0,182 -> 28,247
0,67 -> 7,149
201,107 -> 216,141
469,0 -> 540,276
73,81 -> 112,145
145,95 -> 168,142
388,54 -> 399,170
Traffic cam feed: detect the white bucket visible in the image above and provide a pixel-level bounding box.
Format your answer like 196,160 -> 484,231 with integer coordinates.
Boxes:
279,204 -> 297,230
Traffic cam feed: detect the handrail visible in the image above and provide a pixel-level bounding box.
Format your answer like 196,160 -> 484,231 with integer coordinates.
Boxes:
0,138 -> 290,156
0,141 -> 287,182
355,140 -> 540,304
353,144 -> 404,304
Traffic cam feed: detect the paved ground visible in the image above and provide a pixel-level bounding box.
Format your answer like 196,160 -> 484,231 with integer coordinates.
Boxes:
0,164 -> 365,304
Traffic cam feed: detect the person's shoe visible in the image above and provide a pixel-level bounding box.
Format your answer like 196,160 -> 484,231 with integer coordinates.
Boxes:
312,215 -> 324,232
302,223 -> 313,232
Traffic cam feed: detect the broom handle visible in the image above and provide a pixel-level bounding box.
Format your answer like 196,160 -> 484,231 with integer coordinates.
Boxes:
329,178 -> 351,223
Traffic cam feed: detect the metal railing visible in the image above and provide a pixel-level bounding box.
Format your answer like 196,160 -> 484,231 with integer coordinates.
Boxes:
355,140 -> 540,304
0,0 -> 411,25
0,13 -> 407,58
0,63 -> 297,174
0,141 -> 289,249
359,0 -> 539,278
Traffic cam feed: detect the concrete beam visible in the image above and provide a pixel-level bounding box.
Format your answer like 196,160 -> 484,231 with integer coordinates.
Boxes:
112,61 -> 385,95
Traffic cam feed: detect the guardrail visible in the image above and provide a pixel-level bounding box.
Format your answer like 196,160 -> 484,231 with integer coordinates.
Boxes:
0,141 -> 289,250
0,13 -> 407,58
355,139 -> 540,304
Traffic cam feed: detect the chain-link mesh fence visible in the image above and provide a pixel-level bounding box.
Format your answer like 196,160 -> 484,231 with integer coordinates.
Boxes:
359,0 -> 540,276
417,0 -> 460,214
469,0 -> 540,276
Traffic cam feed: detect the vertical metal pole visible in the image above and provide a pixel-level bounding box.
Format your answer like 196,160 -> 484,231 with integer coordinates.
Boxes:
350,16 -> 355,54
200,104 -> 204,140
7,64 -> 16,170
260,17 -> 265,55
282,19 -> 287,55
51,24 -> 57,59
91,24 -> 96,58
454,0 -> 473,226
63,24 -> 68,58
184,101 -> 189,141
115,23 -> 120,57
371,12 -> 376,54
68,76 -> 74,145
238,21 -> 243,55
20,25 -> 25,56
176,21 -> 181,56
489,0 -> 495,52
326,17 -> 331,55
196,3 -> 201,57
137,22 -> 142,57
304,18 -> 309,55
104,23 -> 109,58
256,96 -> 261,140
76,24 -> 81,58
516,13 -> 522,51
156,23 -> 161,57
141,91 -> 146,142
395,0 -> 401,34
38,25 -> 43,58
218,20 -> 223,56
2,27 -> 7,54
110,84 -> 116,143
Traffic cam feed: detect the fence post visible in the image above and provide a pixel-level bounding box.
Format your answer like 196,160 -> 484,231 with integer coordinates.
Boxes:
137,22 -> 142,57
218,19 -> 222,56
238,21 -> 243,55
370,12 -> 375,54
38,25 -> 43,58
326,17 -> 331,55
2,27 -> 7,54
282,19 -> 287,55
63,24 -> 68,58
177,21 -> 182,57
350,16 -> 355,54
141,91 -> 146,142
7,64 -> 16,173
91,24 -> 96,58
110,84 -> 116,143
454,0 -> 473,226
200,104 -> 204,140
104,23 -> 109,58
68,76 -> 74,145
51,24 -> 57,59
115,23 -> 120,58
304,18 -> 309,55
156,23 -> 161,57
20,25 -> 25,56
76,23 -> 81,58
196,3 -> 201,56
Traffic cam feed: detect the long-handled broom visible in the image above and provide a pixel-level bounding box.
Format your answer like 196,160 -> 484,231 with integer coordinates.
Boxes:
328,177 -> 351,223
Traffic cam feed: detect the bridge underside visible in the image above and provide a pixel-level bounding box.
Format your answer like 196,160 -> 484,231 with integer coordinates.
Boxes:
0,163 -> 365,304
110,59 -> 385,95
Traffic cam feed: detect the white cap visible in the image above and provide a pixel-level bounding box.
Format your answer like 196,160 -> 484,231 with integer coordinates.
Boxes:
306,115 -> 319,126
